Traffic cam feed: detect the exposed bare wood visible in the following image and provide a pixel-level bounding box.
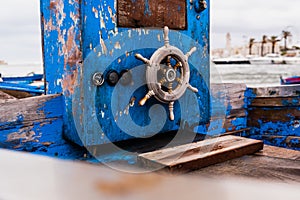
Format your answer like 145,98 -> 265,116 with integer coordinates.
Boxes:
0,91 -> 17,102
255,145 -> 300,160
249,85 -> 300,98
191,147 -> 300,183
250,97 -> 300,107
248,108 -> 300,126
0,89 -> 34,99
220,128 -> 250,136
138,136 -> 263,173
0,94 -> 63,128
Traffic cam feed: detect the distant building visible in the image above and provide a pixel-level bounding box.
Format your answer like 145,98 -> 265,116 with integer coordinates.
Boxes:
212,34 -> 281,58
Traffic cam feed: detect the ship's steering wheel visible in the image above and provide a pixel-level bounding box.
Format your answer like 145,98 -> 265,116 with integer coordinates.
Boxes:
135,26 -> 198,121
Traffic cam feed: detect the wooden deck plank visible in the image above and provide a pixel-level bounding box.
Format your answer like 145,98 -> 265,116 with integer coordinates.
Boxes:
191,145 -> 300,183
138,136 -> 264,173
248,85 -> 300,98
255,145 -> 300,161
250,97 -> 300,107
0,91 -> 17,101
0,94 -> 63,128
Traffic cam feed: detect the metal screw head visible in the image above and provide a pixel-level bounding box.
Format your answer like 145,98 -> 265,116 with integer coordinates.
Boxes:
92,72 -> 104,86
166,68 -> 177,82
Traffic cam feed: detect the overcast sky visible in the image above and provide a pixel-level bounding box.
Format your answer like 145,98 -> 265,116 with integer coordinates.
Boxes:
0,0 -> 300,63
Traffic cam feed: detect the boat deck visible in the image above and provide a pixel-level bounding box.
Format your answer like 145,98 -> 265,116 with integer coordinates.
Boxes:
191,145 -> 300,183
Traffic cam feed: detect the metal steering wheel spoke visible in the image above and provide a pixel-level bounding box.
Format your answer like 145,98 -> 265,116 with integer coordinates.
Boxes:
135,53 -> 150,65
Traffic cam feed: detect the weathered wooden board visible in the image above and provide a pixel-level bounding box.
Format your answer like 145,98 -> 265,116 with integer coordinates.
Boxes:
0,91 -> 17,101
192,145 -> 300,183
250,97 -> 300,107
0,89 -> 34,99
249,135 -> 300,149
255,145 -> 300,160
247,85 -> 300,150
138,136 -> 263,173
248,107 -> 300,125
117,0 -> 187,29
249,85 -> 300,98
210,83 -> 248,133
0,94 -> 63,129
0,94 -> 87,158
220,128 -> 250,137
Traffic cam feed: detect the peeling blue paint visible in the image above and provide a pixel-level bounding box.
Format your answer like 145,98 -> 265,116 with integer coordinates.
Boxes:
144,0 -> 152,16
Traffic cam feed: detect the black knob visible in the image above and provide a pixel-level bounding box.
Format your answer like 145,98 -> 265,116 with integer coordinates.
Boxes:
106,70 -> 119,86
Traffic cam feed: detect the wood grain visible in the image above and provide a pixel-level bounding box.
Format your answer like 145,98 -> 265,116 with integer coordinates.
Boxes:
138,136 -> 264,173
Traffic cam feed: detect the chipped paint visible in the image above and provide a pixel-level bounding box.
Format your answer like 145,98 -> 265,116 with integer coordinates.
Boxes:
114,41 -> 121,49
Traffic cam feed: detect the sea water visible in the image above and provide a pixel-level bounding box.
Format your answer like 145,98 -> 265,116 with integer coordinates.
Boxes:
211,63 -> 300,87
1,63 -> 300,87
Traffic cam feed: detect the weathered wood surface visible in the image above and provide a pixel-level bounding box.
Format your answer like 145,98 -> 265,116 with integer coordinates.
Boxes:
0,89 -> 34,99
192,145 -> 300,183
0,91 -> 17,102
255,145 -> 300,160
117,0 -> 187,29
250,96 -> 300,107
1,149 -> 300,200
247,85 -> 300,149
249,85 -> 300,97
210,83 -> 247,133
0,94 -> 62,128
138,136 -> 263,173
0,94 -> 87,158
249,135 -> 300,149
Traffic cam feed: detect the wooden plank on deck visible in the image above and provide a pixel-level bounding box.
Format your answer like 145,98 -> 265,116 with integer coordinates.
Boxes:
138,136 -> 263,173
0,91 -> 17,101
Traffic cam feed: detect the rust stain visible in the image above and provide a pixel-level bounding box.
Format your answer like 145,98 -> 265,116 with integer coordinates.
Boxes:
49,1 -> 58,10
62,70 -> 78,96
47,0 -> 82,95
63,26 -> 82,67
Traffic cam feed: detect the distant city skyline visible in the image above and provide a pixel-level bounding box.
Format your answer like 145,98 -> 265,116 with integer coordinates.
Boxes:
1,0 -> 300,63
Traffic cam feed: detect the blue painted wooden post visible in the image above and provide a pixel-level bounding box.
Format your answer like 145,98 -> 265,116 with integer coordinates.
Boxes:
41,0 -> 211,147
